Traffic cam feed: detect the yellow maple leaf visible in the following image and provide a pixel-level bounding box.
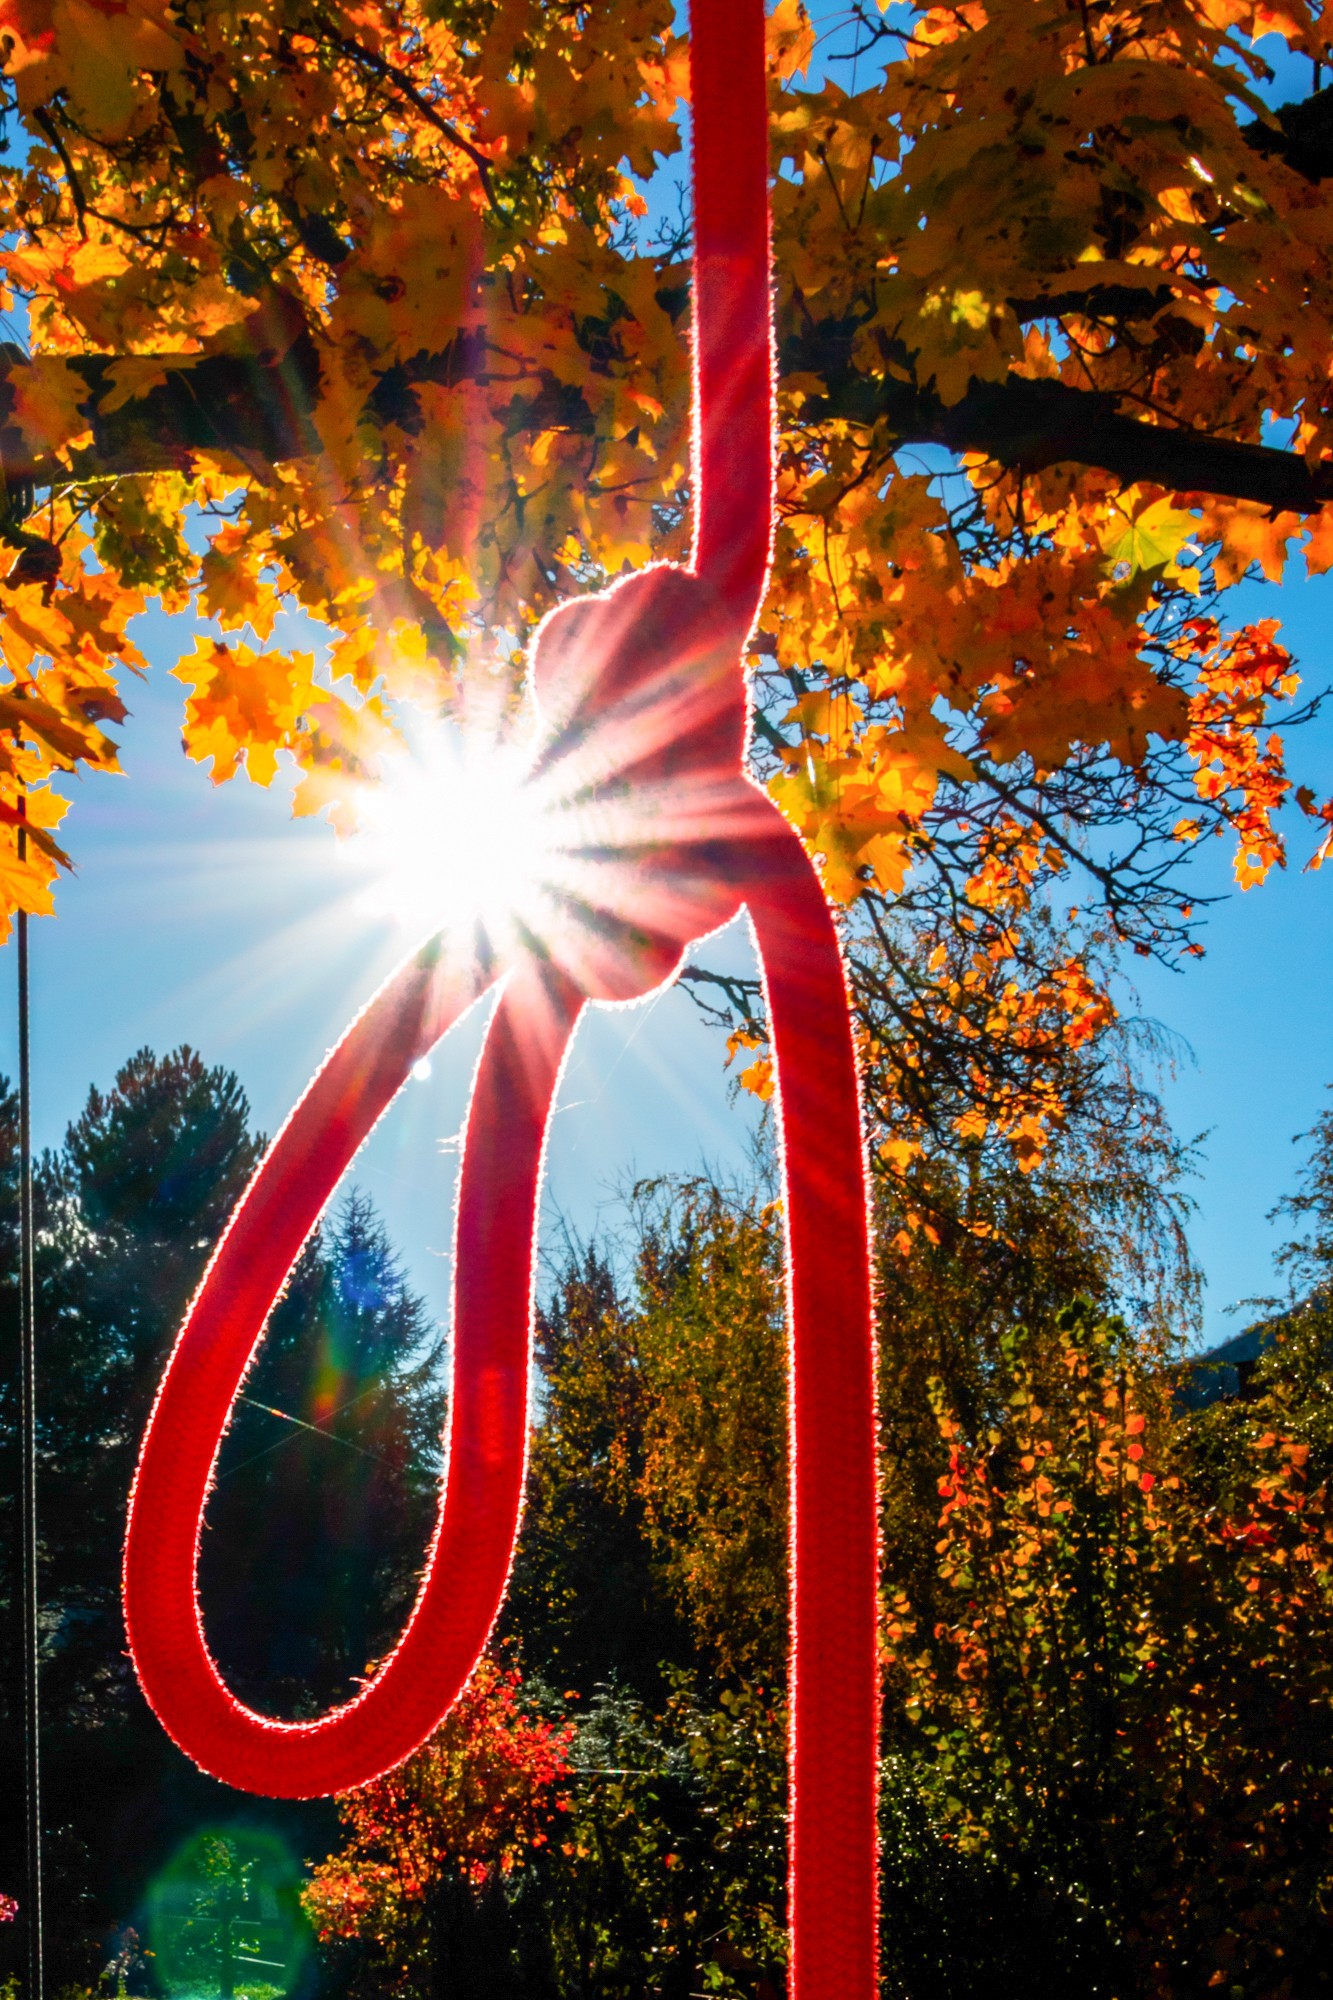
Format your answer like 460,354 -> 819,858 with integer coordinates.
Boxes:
198,527 -> 279,640
99,356 -> 189,416
0,832 -> 57,928
8,357 -> 92,458
46,0 -> 184,141
173,634 -> 319,785
767,0 -> 814,81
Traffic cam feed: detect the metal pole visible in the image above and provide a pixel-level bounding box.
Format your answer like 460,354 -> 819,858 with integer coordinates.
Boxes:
16,808 -> 43,2000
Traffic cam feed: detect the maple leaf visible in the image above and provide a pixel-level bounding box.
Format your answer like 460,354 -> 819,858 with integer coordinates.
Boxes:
1101,496 -> 1201,582
198,525 -> 279,641
766,0 -> 813,82
1197,499 -> 1304,588
98,356 -> 188,416
7,356 -> 91,458
173,634 -> 320,786
1302,506 -> 1333,578
0,0 -> 1320,1041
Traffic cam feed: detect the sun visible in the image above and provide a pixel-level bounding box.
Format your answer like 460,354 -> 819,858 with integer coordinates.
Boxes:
346,721 -> 559,948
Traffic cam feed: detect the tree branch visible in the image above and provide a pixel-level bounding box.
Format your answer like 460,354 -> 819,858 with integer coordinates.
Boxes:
790,336 -> 1333,513
1243,82 -> 1333,182
905,373 -> 1333,513
323,26 -> 499,209
2,300 -> 1330,522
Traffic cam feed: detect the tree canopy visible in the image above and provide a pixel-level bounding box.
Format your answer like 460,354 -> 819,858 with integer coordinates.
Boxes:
1,1048 -> 1331,1998
299,1098 -> 1333,1999
0,0 -> 1328,1119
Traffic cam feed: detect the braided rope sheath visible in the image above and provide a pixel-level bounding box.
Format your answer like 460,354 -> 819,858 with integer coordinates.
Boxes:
748,835 -> 879,1999
123,4 -> 879,1990
124,943 -> 587,1790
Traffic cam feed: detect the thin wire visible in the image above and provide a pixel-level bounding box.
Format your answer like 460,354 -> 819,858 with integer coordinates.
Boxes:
232,1393 -> 382,1462
215,1385 -> 388,1481
16,804 -> 44,2000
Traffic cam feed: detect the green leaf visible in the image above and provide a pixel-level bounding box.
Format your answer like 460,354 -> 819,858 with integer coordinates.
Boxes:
1102,498 -> 1200,579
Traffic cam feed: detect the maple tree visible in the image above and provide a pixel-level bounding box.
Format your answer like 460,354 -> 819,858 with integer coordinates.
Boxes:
0,0 -> 1326,1183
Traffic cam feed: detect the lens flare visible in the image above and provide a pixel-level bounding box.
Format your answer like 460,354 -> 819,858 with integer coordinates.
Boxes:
146,1825 -> 309,2000
349,725 -> 556,947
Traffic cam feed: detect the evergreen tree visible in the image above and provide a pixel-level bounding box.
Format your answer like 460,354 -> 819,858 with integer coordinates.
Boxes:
204,1188 -> 445,1717
34,1048 -> 263,1733
504,1241 -> 694,1701
0,1049 -> 443,1988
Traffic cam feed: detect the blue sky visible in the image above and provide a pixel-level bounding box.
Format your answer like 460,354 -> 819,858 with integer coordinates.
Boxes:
1122,568 -> 1333,1336
0,565 -> 1328,1351
0,605 -> 766,1328
0,14 -> 1330,1350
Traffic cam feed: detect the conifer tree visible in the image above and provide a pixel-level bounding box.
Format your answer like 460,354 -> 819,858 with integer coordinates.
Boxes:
0,1048 -> 443,1987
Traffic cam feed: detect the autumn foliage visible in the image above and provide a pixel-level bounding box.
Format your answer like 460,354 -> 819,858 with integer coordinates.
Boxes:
884,1304 -> 1333,1994
5,1034 -> 1323,1995
2,7 -> 1333,1983
301,1659 -> 573,1973
279,1103 -> 1333,1996
0,0 -> 1325,1189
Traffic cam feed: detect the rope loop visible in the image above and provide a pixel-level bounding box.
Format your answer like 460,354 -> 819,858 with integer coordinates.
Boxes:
124,7 -> 879,1992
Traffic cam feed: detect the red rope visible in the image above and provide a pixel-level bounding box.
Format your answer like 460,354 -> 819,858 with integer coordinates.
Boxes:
748,835 -> 879,2000
123,4 -> 879,1991
690,0 -> 772,602
125,944 -> 586,1790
